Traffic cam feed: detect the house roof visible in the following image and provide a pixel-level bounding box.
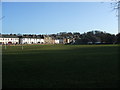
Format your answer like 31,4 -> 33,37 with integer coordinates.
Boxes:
1,34 -> 19,38
20,36 -> 44,39
0,34 -> 44,39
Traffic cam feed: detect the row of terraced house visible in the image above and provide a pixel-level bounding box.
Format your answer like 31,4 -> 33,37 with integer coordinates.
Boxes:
0,34 -> 73,45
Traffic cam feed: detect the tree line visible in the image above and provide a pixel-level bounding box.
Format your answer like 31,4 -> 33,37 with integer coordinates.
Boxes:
1,30 -> 120,44
73,31 -> 120,44
56,31 -> 120,44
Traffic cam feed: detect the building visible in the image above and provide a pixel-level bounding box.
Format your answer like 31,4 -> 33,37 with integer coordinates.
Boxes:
20,38 -> 44,44
44,36 -> 55,44
54,39 -> 60,44
0,34 -> 72,45
0,34 -> 19,44
19,35 -> 44,44
63,38 -> 70,44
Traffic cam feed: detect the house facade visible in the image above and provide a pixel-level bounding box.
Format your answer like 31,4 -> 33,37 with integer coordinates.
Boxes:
0,34 -> 72,45
54,38 -> 71,44
20,38 -> 44,44
44,36 -> 55,44
54,39 -> 60,44
63,38 -> 70,44
0,35 -> 19,44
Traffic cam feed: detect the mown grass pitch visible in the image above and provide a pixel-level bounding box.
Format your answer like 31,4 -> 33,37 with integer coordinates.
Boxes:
2,44 -> 120,88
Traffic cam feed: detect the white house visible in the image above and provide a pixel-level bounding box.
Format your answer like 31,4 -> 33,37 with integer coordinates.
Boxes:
0,35 -> 19,44
20,38 -> 44,44
54,39 -> 70,44
54,39 -> 68,44
54,39 -> 59,44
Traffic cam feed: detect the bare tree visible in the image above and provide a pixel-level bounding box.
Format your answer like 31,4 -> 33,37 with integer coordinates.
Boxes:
110,0 -> 120,16
110,0 -> 120,33
111,0 -> 120,9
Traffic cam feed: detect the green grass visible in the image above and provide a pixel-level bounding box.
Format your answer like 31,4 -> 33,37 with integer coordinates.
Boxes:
2,44 -> 120,88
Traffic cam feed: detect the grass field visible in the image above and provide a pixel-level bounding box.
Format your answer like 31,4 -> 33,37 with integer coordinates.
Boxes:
2,44 -> 120,88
